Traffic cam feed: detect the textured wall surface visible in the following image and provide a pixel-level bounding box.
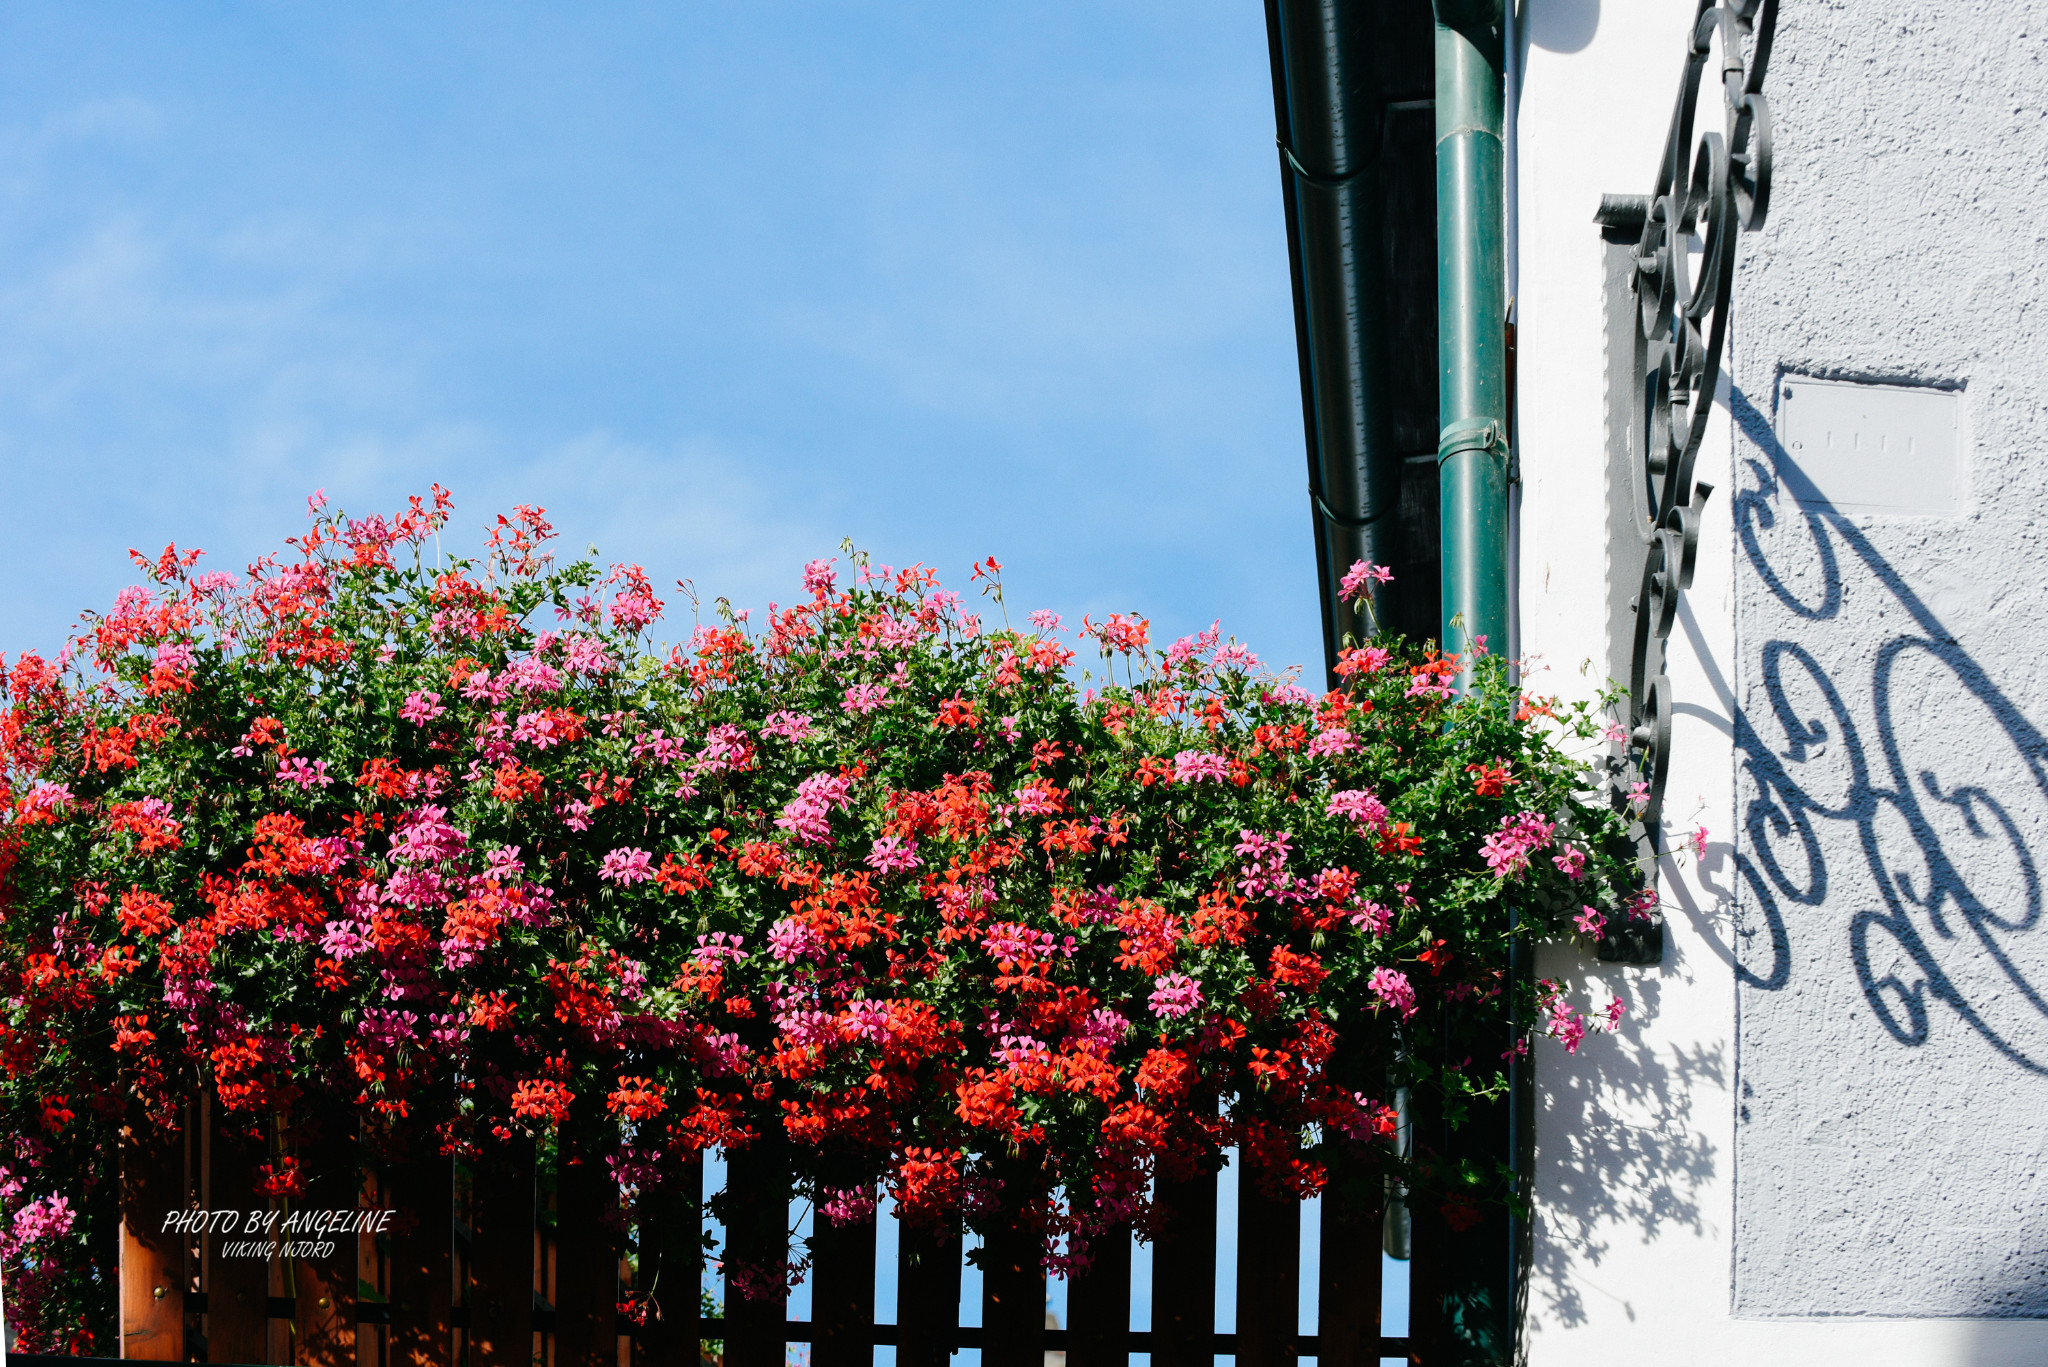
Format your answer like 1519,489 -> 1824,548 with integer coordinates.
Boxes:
1731,0 -> 2048,1318
1516,0 -> 2048,1358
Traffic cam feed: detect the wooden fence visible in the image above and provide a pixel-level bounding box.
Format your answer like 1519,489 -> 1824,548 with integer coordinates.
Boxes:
107,1105 -> 1436,1367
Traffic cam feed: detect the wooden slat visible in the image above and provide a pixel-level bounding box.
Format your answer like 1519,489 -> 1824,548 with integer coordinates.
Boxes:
632,1153 -> 703,1367
295,1122 -> 358,1367
202,1104 -> 269,1365
1065,1222 -> 1132,1367
1148,1170 -> 1215,1367
386,1150 -> 454,1367
469,1137 -> 536,1367
120,1121 -> 186,1360
811,1204 -> 877,1367
1235,1169 -> 1300,1367
980,1193 -> 1045,1367
1315,1159 -> 1383,1367
893,1221 -> 960,1367
721,1141 -> 789,1367
555,1153 -> 620,1367
1404,1196 -> 1437,1367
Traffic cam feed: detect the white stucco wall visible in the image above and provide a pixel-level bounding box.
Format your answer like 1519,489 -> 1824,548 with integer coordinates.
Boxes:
1514,0 -> 2048,1360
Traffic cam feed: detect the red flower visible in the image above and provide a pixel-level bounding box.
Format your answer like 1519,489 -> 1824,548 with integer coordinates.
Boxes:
511,1079 -> 573,1126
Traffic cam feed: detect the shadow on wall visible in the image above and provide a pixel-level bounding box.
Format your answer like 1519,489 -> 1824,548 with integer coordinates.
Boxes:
1728,384 -> 2048,1080
1522,0 -> 1599,55
1528,964 -> 1722,1328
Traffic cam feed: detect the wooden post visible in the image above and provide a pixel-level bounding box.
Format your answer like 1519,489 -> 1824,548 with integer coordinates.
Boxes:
296,1121 -> 358,1367
980,1177 -> 1045,1367
895,1221 -> 961,1367
722,1141 -> 789,1367
555,1154 -> 619,1367
120,1121 -> 186,1360
810,1204 -> 877,1367
633,1153 -> 703,1367
1149,1171 -> 1215,1367
387,1150 -> 454,1367
1065,1222 -> 1131,1367
470,1136 -> 537,1367
1235,1170 -> 1300,1367
1316,1158 -> 1383,1367
202,1103 -> 270,1365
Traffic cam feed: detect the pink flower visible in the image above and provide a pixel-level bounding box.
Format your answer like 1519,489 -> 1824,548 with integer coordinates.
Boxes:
277,757 -> 335,790
359,1008 -> 419,1047
401,690 -> 445,724
865,836 -> 922,874
1573,906 -> 1607,937
767,917 -> 823,964
1549,1002 -> 1588,1054
1349,900 -> 1393,934
391,806 -> 469,864
1627,780 -> 1651,811
321,921 -> 371,959
1165,622 -> 1221,669
1148,972 -> 1202,1020
502,657 -> 563,694
1326,788 -> 1389,829
1305,727 -> 1356,758
10,1194 -> 74,1246
19,782 -> 74,820
512,710 -> 576,749
982,923 -> 1061,966
1214,643 -> 1260,672
693,932 -> 750,965
1481,812 -> 1556,879
1338,560 -> 1393,602
762,711 -> 816,742
1013,784 -> 1062,817
1173,750 -> 1230,784
803,558 -> 837,596
1604,996 -> 1627,1029
599,847 -> 654,885
1691,824 -> 1710,858
1028,609 -> 1064,634
563,635 -> 616,676
1552,845 -> 1587,881
1367,967 -> 1417,1019
1601,719 -> 1628,745
842,683 -> 890,715
1406,673 -> 1455,702
819,1184 -> 876,1225
776,772 -> 855,846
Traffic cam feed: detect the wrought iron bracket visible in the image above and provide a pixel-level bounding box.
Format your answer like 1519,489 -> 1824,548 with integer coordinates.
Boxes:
1607,0 -> 1778,891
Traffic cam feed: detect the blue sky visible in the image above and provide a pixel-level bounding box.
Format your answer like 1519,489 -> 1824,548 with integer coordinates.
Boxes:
0,1 -> 1324,677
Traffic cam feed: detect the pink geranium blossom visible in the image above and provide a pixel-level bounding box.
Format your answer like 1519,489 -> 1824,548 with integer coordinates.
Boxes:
1368,966 -> 1417,1019
1149,972 -> 1203,1019
599,847 -> 654,884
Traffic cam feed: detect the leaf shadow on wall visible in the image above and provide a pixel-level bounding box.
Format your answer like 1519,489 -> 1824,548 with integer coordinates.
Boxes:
1527,963 -> 1723,1329
1729,384 -> 2048,1077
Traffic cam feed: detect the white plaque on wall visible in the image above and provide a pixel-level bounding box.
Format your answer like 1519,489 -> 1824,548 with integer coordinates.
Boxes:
1775,376 -> 1963,516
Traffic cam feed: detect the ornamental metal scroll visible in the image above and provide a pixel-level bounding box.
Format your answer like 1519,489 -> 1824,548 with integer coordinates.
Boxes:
1618,0 -> 1778,860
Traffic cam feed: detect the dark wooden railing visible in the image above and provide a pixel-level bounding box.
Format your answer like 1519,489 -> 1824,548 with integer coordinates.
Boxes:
103,1109 -> 1429,1367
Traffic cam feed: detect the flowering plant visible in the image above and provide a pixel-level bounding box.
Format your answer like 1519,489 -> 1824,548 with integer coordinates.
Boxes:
0,493 -> 1641,1347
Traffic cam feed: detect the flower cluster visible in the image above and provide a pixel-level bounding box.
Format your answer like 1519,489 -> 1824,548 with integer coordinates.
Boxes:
0,495 -> 1644,1343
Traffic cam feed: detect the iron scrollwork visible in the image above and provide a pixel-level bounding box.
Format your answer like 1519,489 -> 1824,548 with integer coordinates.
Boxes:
1617,0 -> 1779,863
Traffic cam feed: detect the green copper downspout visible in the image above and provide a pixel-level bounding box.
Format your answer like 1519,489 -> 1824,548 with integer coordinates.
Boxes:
1431,3 -> 1513,1365
1433,0 -> 1509,671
